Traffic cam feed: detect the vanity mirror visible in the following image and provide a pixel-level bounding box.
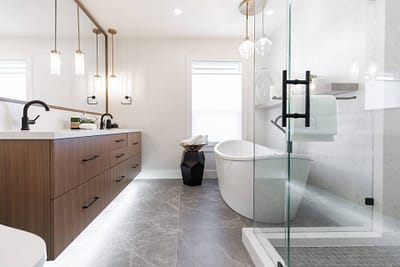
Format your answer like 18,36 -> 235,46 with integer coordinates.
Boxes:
0,0 -> 108,115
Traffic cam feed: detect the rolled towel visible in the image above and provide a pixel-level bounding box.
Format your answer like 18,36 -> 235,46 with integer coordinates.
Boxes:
181,135 -> 203,145
199,135 -> 208,145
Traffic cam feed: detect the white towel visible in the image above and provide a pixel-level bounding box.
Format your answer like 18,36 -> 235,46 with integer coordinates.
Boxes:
181,135 -> 203,145
290,95 -> 337,142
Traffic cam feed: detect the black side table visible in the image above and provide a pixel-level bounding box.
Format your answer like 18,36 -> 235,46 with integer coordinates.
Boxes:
180,151 -> 205,186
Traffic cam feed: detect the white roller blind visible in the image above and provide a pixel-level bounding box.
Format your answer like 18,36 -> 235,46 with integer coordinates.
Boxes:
191,60 -> 242,143
0,58 -> 27,101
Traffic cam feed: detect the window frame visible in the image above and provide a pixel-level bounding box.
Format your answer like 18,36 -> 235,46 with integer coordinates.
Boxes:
186,57 -> 246,146
0,56 -> 33,101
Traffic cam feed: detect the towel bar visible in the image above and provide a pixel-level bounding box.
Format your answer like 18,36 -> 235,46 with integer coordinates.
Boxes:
272,95 -> 357,100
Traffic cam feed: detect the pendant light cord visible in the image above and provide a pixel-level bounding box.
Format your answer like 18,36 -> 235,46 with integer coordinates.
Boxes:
95,32 -> 99,76
245,2 -> 249,39
262,6 -> 265,36
76,0 -> 81,51
54,0 -> 58,51
112,33 -> 115,76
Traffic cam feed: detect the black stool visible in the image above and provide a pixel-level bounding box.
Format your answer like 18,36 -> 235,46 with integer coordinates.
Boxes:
180,151 -> 205,186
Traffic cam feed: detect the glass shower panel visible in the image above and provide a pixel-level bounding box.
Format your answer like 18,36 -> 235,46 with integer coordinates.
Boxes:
284,0 -> 400,265
253,0 -> 290,265
288,0 -> 374,231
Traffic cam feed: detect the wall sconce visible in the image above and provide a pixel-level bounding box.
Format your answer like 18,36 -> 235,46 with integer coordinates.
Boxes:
121,95 -> 132,105
121,75 -> 133,105
87,95 -> 97,105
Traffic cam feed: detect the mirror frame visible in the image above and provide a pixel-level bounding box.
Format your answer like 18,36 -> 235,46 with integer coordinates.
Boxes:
0,0 -> 109,116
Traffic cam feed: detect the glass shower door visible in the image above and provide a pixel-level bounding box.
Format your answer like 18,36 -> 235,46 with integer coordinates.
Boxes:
253,0 -> 377,266
253,0 -> 290,265
285,0 -> 375,265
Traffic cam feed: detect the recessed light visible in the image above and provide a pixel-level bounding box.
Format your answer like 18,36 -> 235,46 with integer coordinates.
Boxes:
174,8 -> 182,15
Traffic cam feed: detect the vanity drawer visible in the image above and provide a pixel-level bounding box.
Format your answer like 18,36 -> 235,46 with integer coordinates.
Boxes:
111,146 -> 128,167
51,135 -> 110,199
52,171 -> 107,257
127,132 -> 141,157
127,154 -> 141,180
110,160 -> 129,199
109,134 -> 127,151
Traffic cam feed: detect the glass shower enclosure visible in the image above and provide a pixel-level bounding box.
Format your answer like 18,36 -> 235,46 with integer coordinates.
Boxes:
252,0 -> 400,266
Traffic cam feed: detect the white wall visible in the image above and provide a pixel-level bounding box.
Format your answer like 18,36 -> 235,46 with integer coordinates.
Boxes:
109,39 -> 252,179
0,36 -> 106,113
0,101 -> 99,130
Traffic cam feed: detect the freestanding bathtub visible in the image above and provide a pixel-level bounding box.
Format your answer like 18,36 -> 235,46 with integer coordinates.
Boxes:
214,140 -> 312,223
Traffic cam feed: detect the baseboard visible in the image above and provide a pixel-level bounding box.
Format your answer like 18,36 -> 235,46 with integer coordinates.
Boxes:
204,170 -> 217,179
136,169 -> 217,179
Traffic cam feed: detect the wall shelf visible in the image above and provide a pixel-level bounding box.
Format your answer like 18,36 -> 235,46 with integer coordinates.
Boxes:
255,101 -> 281,110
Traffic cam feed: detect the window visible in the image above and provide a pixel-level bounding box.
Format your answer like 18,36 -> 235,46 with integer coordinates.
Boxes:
0,58 -> 28,101
191,60 -> 242,143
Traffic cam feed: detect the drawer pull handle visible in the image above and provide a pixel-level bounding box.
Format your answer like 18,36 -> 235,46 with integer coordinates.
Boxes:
82,155 -> 99,162
131,142 -> 139,145
116,175 -> 125,183
115,153 -> 125,159
115,139 -> 125,143
132,164 -> 140,169
82,196 -> 100,209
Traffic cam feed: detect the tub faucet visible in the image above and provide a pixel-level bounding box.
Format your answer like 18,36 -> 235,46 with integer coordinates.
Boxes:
21,100 -> 50,130
100,113 -> 113,129
271,115 -> 286,134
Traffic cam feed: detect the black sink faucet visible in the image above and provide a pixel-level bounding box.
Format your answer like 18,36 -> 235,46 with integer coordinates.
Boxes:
100,113 -> 113,129
21,100 -> 50,130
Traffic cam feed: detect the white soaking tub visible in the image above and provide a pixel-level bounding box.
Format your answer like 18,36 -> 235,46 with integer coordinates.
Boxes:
214,140 -> 312,223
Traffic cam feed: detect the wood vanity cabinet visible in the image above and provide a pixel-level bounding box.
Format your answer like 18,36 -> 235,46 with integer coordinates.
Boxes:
0,131 -> 141,260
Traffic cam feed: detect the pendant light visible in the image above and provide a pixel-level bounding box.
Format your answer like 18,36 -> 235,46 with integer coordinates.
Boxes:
87,28 -> 101,105
108,28 -> 117,90
238,1 -> 254,59
75,0 -> 85,75
255,6 -> 272,56
50,0 -> 61,75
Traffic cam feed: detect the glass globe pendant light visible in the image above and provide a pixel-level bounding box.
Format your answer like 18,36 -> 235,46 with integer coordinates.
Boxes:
50,0 -> 61,75
255,6 -> 272,56
238,2 -> 254,59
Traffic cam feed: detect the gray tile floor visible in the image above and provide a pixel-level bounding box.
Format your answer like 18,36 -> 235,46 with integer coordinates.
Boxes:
276,246 -> 400,267
48,179 -> 254,267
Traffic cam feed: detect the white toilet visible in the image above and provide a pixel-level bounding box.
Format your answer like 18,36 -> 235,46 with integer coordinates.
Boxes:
0,224 -> 47,267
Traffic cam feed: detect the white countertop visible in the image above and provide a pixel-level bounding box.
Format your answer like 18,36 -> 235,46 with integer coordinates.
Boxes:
0,129 -> 142,140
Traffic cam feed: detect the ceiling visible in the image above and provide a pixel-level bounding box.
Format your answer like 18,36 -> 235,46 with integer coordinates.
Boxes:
0,0 -> 96,37
80,0 -> 283,39
0,0 -> 284,39
79,0 -> 246,39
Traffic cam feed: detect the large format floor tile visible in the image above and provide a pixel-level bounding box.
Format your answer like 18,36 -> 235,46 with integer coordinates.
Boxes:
46,179 -> 254,267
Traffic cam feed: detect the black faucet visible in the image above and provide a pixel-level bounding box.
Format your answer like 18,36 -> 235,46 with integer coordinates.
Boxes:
100,113 -> 113,129
21,100 -> 50,130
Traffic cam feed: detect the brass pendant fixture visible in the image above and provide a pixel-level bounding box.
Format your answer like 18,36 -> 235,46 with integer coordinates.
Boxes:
108,28 -> 117,79
87,28 -> 101,105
